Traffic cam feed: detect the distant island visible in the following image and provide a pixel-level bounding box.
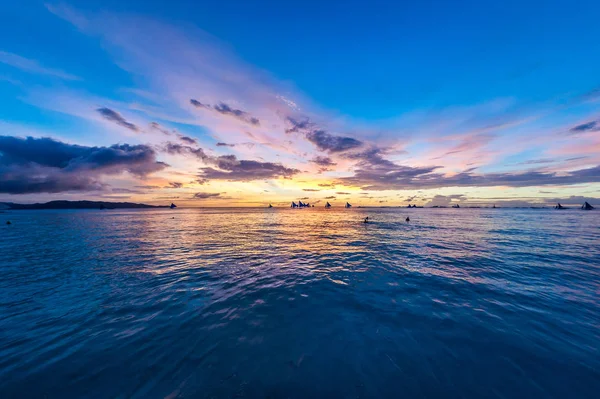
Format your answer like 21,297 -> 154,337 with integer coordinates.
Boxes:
1,200 -> 169,210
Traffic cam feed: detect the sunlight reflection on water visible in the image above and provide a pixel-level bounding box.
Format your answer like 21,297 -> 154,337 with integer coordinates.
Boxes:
1,208 -> 599,398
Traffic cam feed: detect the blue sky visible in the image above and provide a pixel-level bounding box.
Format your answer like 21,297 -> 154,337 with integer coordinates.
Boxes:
1,1 -> 599,206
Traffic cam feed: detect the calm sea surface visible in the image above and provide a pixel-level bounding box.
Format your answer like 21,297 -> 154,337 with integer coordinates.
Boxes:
1,208 -> 599,398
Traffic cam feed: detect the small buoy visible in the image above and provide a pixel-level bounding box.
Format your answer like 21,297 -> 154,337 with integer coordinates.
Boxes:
6,221 -> 11,225
405,217 -> 410,222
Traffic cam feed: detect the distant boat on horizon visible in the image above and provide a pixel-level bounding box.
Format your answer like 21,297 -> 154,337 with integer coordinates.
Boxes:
291,202 -> 298,208
170,203 -> 177,209
452,204 -> 460,208
582,202 -> 595,210
555,203 -> 567,210
325,202 -> 331,208
268,204 -> 273,208
345,202 -> 352,208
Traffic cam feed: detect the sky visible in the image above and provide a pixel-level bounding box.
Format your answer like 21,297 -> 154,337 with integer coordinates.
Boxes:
1,0 -> 600,207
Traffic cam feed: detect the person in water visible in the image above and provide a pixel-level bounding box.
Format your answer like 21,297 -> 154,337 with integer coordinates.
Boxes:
406,217 -> 410,222
6,221 -> 11,225
364,217 -> 369,223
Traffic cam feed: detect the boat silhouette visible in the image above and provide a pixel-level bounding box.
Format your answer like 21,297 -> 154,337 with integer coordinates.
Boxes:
582,202 -> 595,210
170,203 -> 177,209
555,203 -> 566,210
452,204 -> 460,208
291,202 -> 298,208
345,202 -> 352,208
268,204 -> 273,208
325,202 -> 331,208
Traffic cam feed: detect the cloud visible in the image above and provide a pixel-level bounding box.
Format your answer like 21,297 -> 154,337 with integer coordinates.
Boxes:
168,182 -> 183,188
135,184 -> 161,189
178,135 -> 197,145
97,107 -> 140,132
0,51 -> 80,80
285,117 -> 312,134
150,121 -> 170,135
192,192 -> 221,199
197,154 -> 299,181
570,120 -> 599,133
425,195 -> 465,207
150,122 -> 197,144
515,159 -> 555,165
213,102 -> 260,126
318,183 -> 336,188
0,136 -> 167,194
310,155 -> 337,172
338,148 -> 600,190
216,142 -> 235,147
189,99 -> 210,109
162,142 -> 210,161
324,196 -> 336,199
190,99 -> 261,126
302,188 -> 320,192
285,117 -> 364,153
336,192 -> 351,195
306,130 -> 363,153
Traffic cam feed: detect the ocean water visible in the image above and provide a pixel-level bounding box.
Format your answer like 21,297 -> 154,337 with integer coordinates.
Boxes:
1,207 -> 599,398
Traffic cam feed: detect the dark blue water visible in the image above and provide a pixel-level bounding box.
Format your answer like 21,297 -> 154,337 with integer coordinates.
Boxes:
1,208 -> 599,398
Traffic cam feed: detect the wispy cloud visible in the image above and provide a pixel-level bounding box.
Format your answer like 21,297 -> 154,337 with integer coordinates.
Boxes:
0,50 -> 80,80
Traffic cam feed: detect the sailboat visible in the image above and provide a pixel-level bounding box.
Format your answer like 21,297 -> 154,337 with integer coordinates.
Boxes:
345,202 -> 352,208
170,203 -> 177,209
555,203 -> 566,210
452,204 -> 460,208
291,202 -> 298,208
582,202 -> 595,210
268,204 -> 273,208
325,202 -> 331,208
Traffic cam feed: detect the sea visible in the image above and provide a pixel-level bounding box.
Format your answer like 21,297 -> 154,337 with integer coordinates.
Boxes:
1,207 -> 599,398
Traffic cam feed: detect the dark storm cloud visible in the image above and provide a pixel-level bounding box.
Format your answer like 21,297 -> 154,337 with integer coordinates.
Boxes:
213,102 -> 260,126
97,107 -> 139,132
0,136 -> 167,194
570,120 -> 599,133
192,192 -> 221,199
197,154 -> 299,182
189,99 -> 210,109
